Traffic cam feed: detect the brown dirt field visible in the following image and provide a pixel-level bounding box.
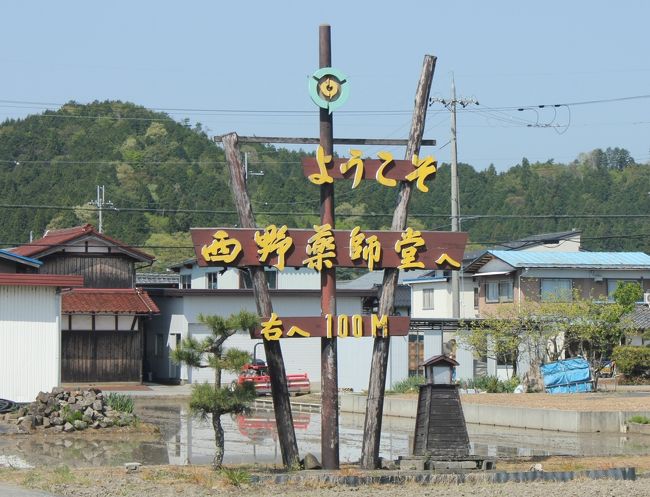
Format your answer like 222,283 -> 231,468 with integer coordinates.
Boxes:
1,461 -> 649,497
459,392 -> 650,411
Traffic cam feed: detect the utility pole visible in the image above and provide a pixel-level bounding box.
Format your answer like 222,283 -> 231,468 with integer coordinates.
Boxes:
243,152 -> 264,180
88,185 -> 114,233
429,77 -> 478,318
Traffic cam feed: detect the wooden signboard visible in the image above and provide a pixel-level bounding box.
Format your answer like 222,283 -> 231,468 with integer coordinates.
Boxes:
251,314 -> 410,340
191,227 -> 467,271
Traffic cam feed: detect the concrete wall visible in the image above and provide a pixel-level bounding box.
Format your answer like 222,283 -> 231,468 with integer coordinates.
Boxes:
339,393 -> 650,433
0,286 -> 61,402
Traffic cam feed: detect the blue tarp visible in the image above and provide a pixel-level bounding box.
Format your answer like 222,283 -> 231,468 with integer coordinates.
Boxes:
540,358 -> 593,393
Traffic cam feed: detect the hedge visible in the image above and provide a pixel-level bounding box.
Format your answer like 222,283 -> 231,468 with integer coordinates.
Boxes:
611,346 -> 650,377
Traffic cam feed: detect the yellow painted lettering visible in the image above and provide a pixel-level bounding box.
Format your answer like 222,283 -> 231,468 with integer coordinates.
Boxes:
326,314 -> 333,339
352,314 -> 363,338
371,314 -> 389,337
376,151 -> 397,187
337,314 -> 349,338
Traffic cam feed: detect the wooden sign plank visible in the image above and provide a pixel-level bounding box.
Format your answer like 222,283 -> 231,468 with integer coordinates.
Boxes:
302,157 -> 431,182
251,315 -> 410,339
191,228 -> 467,270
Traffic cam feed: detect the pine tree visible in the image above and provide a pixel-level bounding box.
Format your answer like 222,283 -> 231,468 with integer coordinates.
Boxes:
172,310 -> 259,468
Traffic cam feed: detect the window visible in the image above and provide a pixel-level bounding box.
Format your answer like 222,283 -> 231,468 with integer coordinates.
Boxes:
206,272 -> 218,289
240,269 -> 278,289
540,278 -> 572,302
607,279 -> 639,301
422,288 -> 434,309
473,287 -> 479,308
154,333 -> 164,357
180,274 -> 191,289
485,280 -> 513,303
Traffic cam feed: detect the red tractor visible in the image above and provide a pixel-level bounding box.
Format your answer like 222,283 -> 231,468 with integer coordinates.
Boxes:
233,359 -> 311,396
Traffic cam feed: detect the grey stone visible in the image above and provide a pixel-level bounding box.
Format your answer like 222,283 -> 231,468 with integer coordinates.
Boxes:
124,462 -> 142,473
92,421 -> 100,429
34,415 -> 43,426
398,456 -> 426,471
530,463 -> 544,472
92,400 -> 103,411
63,422 -> 75,433
51,386 -> 65,395
84,407 -> 94,418
67,397 -> 76,405
379,457 -> 397,470
18,415 -> 34,428
36,391 -> 49,403
43,417 -> 52,429
53,424 -> 64,432
302,452 -> 322,470
73,420 -> 88,430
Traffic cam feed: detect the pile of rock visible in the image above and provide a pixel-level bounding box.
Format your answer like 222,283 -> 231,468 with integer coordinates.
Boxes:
1,387 -> 136,433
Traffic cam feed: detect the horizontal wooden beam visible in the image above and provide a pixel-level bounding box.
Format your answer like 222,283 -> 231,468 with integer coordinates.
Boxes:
214,135 -> 436,146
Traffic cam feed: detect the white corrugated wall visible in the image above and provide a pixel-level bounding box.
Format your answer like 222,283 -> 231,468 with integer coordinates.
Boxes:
0,286 -> 60,402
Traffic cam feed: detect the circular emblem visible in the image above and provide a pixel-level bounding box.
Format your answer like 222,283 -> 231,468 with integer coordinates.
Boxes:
308,67 -> 349,113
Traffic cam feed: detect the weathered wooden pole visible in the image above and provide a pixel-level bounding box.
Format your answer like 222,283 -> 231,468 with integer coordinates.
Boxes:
318,23 -> 340,471
360,54 -> 437,469
221,132 -> 300,468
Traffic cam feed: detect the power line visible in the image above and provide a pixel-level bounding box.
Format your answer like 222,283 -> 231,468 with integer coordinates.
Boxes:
0,202 -> 650,220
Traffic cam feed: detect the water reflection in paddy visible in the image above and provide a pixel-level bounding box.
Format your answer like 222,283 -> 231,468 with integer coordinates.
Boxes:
1,398 -> 649,468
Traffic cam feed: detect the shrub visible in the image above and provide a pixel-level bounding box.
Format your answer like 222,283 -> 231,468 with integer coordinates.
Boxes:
628,415 -> 650,425
390,375 -> 426,393
462,375 -> 520,393
612,346 -> 650,377
105,393 -> 134,413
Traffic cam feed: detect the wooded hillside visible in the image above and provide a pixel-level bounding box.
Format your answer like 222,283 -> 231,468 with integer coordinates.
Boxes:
0,101 -> 648,270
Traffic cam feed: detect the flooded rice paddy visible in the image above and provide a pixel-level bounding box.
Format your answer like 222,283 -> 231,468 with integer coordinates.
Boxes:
1,398 -> 650,468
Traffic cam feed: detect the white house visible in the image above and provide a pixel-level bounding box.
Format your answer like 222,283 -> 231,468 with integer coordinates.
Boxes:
144,262 -> 409,391
0,249 -> 83,402
404,230 -> 587,381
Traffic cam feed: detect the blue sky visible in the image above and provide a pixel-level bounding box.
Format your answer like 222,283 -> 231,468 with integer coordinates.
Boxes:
1,1 -> 649,170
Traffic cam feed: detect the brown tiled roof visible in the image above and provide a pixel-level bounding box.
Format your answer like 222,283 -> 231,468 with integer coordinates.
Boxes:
10,224 -> 154,262
62,288 -> 159,315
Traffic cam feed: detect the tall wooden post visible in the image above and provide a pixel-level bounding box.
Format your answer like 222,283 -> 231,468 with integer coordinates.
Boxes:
318,23 -> 340,471
360,55 -> 437,469
222,132 -> 300,469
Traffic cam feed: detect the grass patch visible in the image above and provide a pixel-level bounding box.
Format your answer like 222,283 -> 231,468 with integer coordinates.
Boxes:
60,405 -> 83,424
628,415 -> 650,424
105,393 -> 135,413
389,375 -> 425,393
52,465 -> 75,484
219,467 -> 251,487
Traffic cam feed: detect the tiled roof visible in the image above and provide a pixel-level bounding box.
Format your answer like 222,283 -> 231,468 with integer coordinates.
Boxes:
10,224 -> 154,262
625,305 -> 650,330
468,251 -> 650,272
62,288 -> 159,314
